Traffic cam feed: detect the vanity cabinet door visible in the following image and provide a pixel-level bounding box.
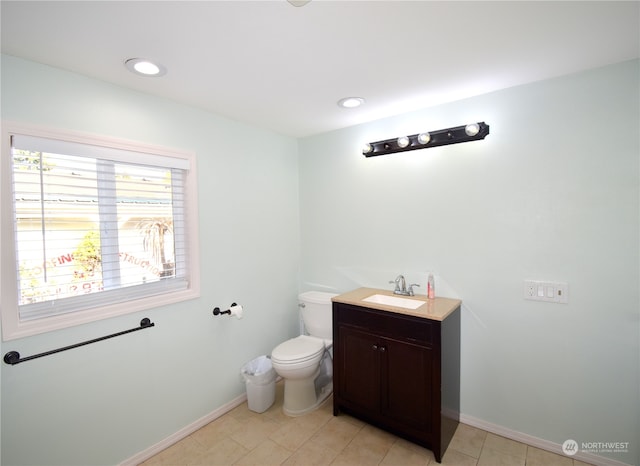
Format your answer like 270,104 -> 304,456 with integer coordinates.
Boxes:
336,325 -> 380,412
336,325 -> 433,434
381,336 -> 433,433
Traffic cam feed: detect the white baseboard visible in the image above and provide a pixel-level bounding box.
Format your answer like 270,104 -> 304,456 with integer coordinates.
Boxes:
119,393 -> 247,466
459,413 -> 632,466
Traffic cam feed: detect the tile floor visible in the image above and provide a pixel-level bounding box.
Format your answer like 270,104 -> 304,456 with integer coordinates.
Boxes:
142,381 -> 594,466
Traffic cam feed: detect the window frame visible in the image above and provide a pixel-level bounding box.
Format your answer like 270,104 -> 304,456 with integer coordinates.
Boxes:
1,122 -> 201,341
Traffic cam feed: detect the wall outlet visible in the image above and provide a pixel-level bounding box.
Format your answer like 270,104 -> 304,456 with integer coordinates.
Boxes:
523,280 -> 569,304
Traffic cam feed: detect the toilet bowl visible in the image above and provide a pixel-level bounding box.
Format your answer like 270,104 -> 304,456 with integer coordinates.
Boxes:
271,335 -> 333,416
271,291 -> 336,416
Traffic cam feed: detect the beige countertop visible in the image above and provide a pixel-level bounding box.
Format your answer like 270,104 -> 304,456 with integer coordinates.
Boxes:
332,287 -> 461,322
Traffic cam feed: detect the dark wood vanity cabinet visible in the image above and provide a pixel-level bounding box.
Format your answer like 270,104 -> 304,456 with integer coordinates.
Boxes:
332,302 -> 460,463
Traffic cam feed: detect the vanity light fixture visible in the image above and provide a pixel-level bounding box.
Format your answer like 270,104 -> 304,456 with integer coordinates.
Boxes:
363,122 -> 490,157
125,58 -> 167,77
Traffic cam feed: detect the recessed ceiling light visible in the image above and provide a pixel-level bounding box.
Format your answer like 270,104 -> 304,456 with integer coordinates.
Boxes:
337,97 -> 365,109
125,58 -> 167,77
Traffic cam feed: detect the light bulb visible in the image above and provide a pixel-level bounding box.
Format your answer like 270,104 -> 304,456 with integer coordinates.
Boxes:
338,97 -> 365,108
397,136 -> 410,148
362,143 -> 372,154
417,132 -> 431,144
465,123 -> 480,136
134,61 -> 160,75
125,58 -> 167,77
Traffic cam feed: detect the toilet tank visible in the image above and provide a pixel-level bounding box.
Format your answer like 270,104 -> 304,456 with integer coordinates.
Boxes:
299,291 -> 337,340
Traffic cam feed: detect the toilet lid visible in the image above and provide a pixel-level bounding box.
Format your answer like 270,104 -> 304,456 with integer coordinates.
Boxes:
272,336 -> 325,362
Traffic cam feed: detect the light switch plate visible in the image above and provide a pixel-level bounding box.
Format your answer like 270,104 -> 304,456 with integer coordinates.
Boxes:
524,280 -> 568,303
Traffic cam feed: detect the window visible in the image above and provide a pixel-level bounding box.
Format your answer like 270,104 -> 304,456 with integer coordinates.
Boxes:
1,124 -> 200,340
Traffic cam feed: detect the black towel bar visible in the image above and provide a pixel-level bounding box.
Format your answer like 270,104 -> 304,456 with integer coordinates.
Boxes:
3,318 -> 155,365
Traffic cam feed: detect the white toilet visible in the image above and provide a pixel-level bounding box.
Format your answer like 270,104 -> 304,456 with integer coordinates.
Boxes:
271,291 -> 337,416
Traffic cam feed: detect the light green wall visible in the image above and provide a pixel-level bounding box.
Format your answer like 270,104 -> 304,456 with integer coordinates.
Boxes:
1,55 -> 301,465
298,59 -> 639,465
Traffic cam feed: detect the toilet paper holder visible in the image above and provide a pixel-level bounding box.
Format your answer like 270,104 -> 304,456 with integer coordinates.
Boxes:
213,302 -> 243,319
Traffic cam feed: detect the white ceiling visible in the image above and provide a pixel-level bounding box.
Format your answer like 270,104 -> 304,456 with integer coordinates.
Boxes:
1,1 -> 638,138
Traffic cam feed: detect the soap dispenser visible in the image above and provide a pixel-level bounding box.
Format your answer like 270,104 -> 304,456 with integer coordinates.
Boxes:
427,273 -> 435,299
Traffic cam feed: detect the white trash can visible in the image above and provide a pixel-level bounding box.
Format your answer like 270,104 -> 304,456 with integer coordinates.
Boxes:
240,355 -> 276,413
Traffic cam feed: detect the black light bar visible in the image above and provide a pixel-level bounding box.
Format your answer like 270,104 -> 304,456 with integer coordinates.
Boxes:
363,122 -> 490,157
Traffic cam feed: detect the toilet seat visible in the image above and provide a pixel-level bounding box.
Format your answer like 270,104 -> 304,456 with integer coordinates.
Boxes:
271,335 -> 325,364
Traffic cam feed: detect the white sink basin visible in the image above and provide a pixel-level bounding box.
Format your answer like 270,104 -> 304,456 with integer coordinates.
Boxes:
362,294 -> 425,309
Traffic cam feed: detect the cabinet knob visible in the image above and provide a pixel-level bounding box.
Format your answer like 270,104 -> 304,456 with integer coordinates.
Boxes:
372,344 -> 378,350
380,346 -> 386,352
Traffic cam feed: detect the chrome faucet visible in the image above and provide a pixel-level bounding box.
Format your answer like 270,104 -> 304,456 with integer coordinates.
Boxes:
389,275 -> 420,296
390,275 -> 406,295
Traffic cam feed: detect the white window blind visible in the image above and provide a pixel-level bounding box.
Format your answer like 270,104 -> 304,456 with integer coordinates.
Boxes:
10,134 -> 191,322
